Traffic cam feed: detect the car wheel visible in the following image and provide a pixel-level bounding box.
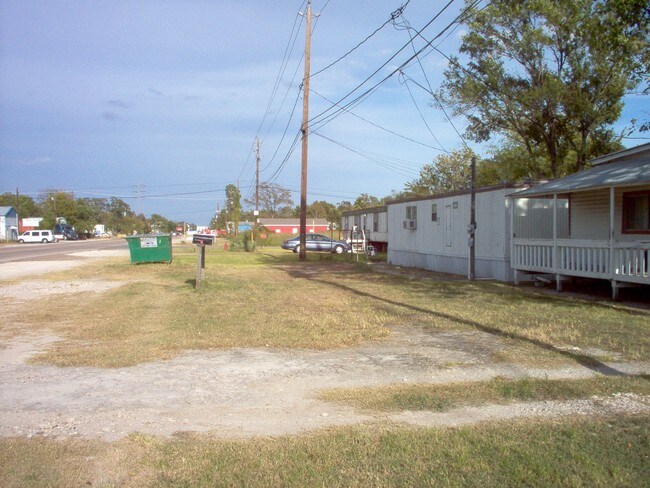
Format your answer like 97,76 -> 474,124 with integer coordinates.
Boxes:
293,245 -> 300,253
18,239 -> 24,243
333,245 -> 344,254
42,238 -> 48,243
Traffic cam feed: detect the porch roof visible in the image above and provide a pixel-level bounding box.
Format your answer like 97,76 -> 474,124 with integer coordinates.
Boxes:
512,147 -> 650,198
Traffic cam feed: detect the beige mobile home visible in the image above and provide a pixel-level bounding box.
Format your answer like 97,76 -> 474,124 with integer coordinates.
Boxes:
510,143 -> 650,299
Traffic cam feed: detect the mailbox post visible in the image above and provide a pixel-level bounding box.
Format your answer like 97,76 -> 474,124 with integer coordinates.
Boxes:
192,234 -> 215,288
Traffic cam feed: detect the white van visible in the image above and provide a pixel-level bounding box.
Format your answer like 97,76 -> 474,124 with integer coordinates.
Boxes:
18,230 -> 56,243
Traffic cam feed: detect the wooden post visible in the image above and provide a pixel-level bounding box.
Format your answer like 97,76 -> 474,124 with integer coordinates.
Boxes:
299,0 -> 312,262
553,194 -> 561,291
195,243 -> 205,289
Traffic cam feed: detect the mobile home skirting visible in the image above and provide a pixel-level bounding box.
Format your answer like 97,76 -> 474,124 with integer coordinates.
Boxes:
387,248 -> 513,282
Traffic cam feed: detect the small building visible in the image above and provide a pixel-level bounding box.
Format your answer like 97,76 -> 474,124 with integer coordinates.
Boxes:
259,218 -> 330,234
341,206 -> 388,252
387,184 -> 544,281
0,206 -> 19,241
510,143 -> 650,299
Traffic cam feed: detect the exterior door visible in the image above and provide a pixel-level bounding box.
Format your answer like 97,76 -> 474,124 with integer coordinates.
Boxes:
445,205 -> 452,247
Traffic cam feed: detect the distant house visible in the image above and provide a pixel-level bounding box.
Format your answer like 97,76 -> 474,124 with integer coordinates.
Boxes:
386,184 -> 554,281
510,143 -> 650,299
259,218 -> 330,234
341,206 -> 388,252
0,206 -> 19,241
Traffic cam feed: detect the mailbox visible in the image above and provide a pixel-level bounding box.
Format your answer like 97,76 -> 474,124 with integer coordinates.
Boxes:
192,234 -> 215,245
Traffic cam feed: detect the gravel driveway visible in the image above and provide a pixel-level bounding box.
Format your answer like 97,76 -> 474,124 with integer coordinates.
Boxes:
1,254 -> 648,441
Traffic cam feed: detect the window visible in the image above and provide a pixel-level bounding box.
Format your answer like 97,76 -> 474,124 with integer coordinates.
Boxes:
406,205 -> 417,220
431,203 -> 438,222
373,213 -> 379,232
623,191 -> 650,234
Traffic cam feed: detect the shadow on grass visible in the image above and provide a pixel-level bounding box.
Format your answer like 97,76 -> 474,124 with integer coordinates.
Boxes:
278,265 -> 638,377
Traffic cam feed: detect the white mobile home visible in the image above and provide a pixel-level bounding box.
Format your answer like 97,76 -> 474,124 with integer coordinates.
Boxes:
510,143 -> 650,299
387,185 -> 531,281
341,206 -> 388,252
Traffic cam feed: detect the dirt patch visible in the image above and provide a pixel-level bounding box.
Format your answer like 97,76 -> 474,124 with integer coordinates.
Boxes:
1,258 -> 649,441
0,280 -> 125,301
1,329 -> 648,441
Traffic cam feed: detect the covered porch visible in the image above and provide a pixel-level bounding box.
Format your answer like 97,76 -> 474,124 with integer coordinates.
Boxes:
509,144 -> 650,300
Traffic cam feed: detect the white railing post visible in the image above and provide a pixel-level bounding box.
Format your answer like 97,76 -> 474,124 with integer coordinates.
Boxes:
609,187 -> 617,299
553,194 -> 560,290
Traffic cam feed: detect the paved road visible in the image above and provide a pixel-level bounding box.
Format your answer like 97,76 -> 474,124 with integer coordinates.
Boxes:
0,238 -> 128,264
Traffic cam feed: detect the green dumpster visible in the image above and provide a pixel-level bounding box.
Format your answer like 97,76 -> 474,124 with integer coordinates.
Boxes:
125,234 -> 173,264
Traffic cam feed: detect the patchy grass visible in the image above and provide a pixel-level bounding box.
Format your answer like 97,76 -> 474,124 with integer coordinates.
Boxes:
318,375 -> 650,413
1,243 -> 648,367
1,415 -> 648,487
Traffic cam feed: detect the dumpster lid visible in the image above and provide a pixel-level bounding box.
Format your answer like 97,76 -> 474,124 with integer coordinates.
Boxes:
125,233 -> 171,239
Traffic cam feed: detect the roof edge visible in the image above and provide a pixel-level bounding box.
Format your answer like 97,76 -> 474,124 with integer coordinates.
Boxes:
385,182 -> 531,206
590,142 -> 650,166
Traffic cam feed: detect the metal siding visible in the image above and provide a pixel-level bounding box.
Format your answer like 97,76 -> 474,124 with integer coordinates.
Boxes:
387,189 -> 513,280
570,189 -> 610,239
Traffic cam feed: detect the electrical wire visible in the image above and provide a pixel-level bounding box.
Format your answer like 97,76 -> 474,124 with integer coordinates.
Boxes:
310,89 -> 445,151
312,131 -> 422,176
310,1 -> 412,79
308,0 -> 463,131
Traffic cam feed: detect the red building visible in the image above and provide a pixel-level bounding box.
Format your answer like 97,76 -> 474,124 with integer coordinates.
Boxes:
259,218 -> 329,235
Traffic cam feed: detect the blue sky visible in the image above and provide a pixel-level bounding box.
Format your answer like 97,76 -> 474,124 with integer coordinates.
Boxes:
1,0 -> 647,225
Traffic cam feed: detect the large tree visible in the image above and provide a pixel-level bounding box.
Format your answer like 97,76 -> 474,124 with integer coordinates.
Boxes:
404,147 -> 498,195
0,193 -> 40,218
438,0 -> 648,178
225,184 -> 242,234
308,200 -> 339,224
245,182 -> 293,217
353,193 -> 382,209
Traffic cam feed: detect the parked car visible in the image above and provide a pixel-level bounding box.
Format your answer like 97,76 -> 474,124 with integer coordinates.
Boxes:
281,234 -> 351,254
53,223 -> 78,240
18,230 -> 56,243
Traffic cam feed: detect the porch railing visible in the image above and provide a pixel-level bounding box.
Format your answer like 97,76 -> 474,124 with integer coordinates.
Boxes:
512,239 -> 649,283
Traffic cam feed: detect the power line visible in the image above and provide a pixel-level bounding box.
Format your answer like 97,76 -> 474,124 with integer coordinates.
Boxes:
310,1 -> 412,79
308,0 -> 465,131
312,131 -> 422,176
310,89 -> 445,151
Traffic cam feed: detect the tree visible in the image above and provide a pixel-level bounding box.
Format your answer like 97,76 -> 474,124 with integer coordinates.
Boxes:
225,184 -> 242,234
438,0 -> 649,178
308,200 -> 339,224
150,214 -> 177,233
246,182 -> 293,217
0,193 -> 40,218
337,201 -> 354,214
405,147 -> 484,195
37,191 -> 77,229
353,193 -> 382,209
106,197 -> 135,234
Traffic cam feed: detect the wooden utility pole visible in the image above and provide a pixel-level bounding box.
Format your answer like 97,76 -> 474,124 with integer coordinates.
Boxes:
254,138 -> 260,244
469,155 -> 477,280
255,138 -> 260,214
299,0 -> 312,262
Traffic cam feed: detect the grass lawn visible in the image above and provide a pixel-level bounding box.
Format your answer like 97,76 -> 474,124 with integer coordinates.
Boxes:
1,415 -> 648,487
319,375 -> 650,413
1,242 -> 648,368
1,244 -> 649,485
